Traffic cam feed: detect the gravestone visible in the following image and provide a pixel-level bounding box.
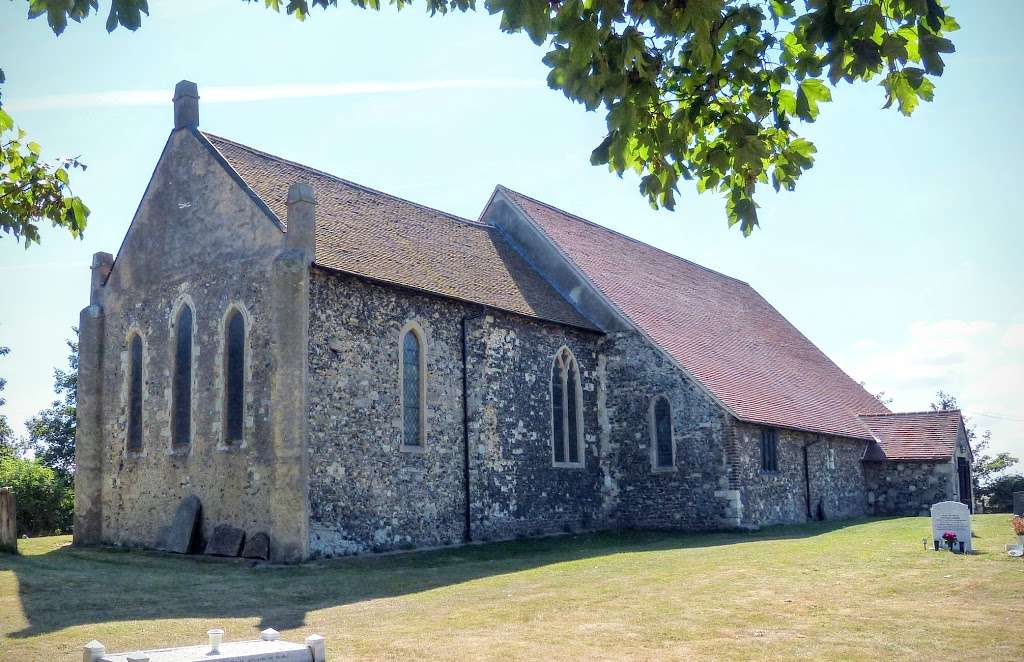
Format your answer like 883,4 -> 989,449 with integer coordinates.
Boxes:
930,500 -> 972,552
161,495 -> 201,554
206,524 -> 245,557
1014,491 -> 1024,516
0,487 -> 16,553
242,532 -> 270,560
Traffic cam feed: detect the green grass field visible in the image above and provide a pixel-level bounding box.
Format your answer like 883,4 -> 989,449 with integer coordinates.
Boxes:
1,515 -> 1021,660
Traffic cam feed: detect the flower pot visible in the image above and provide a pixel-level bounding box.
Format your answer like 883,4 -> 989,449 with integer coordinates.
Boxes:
946,540 -> 955,551
933,540 -> 940,551
958,541 -> 965,554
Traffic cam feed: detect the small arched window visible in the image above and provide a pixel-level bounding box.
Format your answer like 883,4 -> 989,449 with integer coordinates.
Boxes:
400,326 -> 425,448
651,396 -> 674,470
224,308 -> 246,444
551,347 -> 583,466
171,304 -> 193,446
127,333 -> 144,452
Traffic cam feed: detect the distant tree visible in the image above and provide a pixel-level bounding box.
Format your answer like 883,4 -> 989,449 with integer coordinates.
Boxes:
25,330 -> 78,481
930,390 -> 1019,494
11,0 -> 959,236
982,473 -> 1024,513
860,381 -> 893,406
0,455 -> 74,535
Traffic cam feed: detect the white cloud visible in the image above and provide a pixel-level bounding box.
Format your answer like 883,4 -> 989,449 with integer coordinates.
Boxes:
6,79 -> 541,112
837,319 -> 1024,466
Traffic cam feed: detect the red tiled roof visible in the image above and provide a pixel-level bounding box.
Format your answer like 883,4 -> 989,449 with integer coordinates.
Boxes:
858,411 -> 962,461
202,133 -> 595,330
500,187 -> 891,440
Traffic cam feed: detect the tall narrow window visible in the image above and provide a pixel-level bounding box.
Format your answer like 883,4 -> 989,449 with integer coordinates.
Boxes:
171,305 -> 193,446
401,327 -> 424,447
761,427 -> 778,472
652,396 -> 674,469
224,308 -> 246,444
551,347 -> 583,466
127,333 -> 143,451
551,358 -> 565,463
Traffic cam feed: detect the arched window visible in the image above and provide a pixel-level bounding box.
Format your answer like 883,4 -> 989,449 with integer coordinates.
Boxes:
551,347 -> 583,466
127,333 -> 143,451
171,304 -> 193,446
224,308 -> 246,444
651,396 -> 674,469
400,326 -> 425,448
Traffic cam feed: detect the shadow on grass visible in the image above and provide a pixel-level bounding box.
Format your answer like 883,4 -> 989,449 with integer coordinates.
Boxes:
1,517 -> 868,637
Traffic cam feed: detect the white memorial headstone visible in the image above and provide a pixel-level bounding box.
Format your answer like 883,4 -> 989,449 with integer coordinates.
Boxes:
930,501 -> 972,553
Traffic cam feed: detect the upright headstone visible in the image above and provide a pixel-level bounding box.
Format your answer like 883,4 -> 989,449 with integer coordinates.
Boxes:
0,487 -> 16,553
161,495 -> 201,554
1013,491 -> 1024,516
930,500 -> 972,552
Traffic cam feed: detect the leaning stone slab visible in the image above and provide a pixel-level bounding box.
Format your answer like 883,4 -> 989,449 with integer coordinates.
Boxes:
930,500 -> 972,552
205,525 -> 245,557
1014,491 -> 1024,516
160,496 -> 201,554
242,532 -> 270,560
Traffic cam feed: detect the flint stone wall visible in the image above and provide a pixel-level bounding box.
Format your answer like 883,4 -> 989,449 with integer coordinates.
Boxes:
865,460 -> 954,516
598,332 -> 734,530
732,424 -> 868,527
306,270 -> 612,555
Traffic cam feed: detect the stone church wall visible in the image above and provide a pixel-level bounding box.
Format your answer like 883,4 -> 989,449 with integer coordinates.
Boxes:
306,269 -> 472,555
306,270 -> 608,555
865,461 -> 955,516
464,311 -> 606,541
732,424 -> 868,527
80,129 -> 293,556
598,332 -> 735,531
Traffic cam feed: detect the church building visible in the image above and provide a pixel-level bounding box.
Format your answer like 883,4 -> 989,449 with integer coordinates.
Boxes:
74,82 -> 973,563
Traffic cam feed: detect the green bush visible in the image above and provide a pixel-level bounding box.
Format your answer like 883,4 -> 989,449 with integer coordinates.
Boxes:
0,456 -> 73,537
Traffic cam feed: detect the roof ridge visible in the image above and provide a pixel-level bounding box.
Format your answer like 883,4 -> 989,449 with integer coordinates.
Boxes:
496,185 -> 750,287
859,409 -> 962,418
202,131 -> 489,230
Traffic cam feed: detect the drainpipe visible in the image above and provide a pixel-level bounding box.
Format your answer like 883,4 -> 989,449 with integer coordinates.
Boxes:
461,308 -> 486,542
804,434 -> 826,520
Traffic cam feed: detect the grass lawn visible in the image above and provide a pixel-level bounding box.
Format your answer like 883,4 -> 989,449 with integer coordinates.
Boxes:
1,515 -> 1021,661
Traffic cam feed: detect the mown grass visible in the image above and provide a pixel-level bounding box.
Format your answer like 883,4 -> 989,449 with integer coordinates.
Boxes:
1,515 -> 1021,660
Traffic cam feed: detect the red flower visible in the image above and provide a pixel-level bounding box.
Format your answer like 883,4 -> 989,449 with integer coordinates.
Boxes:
942,531 -> 957,542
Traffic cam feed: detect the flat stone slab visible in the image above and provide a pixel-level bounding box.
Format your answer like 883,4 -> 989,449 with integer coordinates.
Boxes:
242,532 -> 270,560
160,496 -> 201,554
99,639 -> 313,662
206,524 -> 245,557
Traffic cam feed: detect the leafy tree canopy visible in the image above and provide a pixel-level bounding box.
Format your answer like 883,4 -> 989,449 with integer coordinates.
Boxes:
0,69 -> 89,248
16,0 -> 957,235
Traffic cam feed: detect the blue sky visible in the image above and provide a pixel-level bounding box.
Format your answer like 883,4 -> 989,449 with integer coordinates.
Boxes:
1,1 -> 1022,462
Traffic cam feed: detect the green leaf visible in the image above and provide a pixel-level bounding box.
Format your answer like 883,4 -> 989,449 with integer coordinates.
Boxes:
796,78 -> 831,121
